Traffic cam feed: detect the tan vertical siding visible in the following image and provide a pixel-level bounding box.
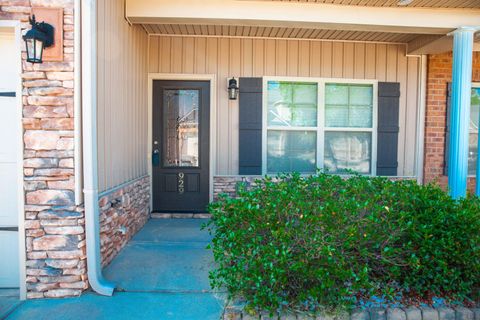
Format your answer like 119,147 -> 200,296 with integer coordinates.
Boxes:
97,0 -> 149,192
148,36 -> 421,176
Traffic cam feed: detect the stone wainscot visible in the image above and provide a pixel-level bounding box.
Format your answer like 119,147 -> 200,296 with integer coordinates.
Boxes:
98,176 -> 150,267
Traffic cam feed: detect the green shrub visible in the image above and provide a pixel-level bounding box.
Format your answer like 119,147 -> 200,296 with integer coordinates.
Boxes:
206,173 -> 480,313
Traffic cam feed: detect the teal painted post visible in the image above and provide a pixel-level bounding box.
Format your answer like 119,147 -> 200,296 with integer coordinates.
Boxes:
448,27 -> 475,199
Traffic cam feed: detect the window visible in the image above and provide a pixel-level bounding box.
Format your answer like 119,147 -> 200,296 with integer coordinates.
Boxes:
324,84 -> 374,174
264,78 -> 377,175
468,86 -> 480,175
266,82 -> 318,173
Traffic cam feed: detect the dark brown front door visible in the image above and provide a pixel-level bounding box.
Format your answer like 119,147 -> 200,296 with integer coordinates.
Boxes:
152,80 -> 210,213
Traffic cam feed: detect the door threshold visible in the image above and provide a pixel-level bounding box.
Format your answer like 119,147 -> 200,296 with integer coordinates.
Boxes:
150,213 -> 212,219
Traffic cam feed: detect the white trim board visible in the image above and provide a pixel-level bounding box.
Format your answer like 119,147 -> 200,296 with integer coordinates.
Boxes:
147,33 -> 408,46
0,20 -> 26,301
415,55 -> 427,184
147,73 -> 217,209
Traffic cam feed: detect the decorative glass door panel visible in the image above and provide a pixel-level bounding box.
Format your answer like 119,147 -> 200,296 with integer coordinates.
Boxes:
163,89 -> 200,167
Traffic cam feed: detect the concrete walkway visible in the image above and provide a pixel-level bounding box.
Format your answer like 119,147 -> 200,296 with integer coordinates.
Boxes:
4,219 -> 226,320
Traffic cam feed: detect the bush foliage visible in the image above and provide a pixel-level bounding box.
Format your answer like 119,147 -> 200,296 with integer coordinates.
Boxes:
207,173 -> 480,312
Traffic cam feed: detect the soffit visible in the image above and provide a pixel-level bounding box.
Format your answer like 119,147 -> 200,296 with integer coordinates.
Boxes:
255,0 -> 480,9
142,24 -> 423,43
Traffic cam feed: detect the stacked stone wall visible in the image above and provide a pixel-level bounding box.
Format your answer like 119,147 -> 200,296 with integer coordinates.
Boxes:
213,176 -> 262,200
99,176 -> 150,267
0,0 -> 88,299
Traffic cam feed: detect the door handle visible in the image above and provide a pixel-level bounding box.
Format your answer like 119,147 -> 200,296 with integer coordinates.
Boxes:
152,149 -> 160,167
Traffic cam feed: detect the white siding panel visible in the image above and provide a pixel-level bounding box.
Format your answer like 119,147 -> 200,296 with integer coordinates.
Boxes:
148,36 -> 421,176
97,0 -> 149,192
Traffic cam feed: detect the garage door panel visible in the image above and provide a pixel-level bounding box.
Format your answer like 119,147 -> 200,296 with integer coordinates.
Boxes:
0,29 -> 20,289
0,231 -> 19,287
0,96 -> 18,163
0,162 -> 18,227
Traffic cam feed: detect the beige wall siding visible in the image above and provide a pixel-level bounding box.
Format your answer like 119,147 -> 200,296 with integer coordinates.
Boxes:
97,0 -> 149,192
148,35 -> 421,176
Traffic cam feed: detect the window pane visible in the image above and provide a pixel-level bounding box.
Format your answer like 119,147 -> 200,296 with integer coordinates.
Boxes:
350,105 -> 373,128
267,130 -> 316,173
267,81 -> 317,127
468,88 -> 480,175
324,132 -> 371,174
325,105 -> 348,127
163,89 -> 199,167
293,83 -> 317,104
349,85 -> 373,106
325,84 -> 348,105
325,83 -> 373,128
268,81 -> 292,105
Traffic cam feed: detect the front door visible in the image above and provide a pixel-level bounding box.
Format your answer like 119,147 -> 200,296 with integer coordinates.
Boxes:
152,80 -> 210,213
0,29 -> 20,288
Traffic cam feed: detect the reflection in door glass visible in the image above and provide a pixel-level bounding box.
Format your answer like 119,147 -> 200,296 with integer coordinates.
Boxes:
163,89 -> 199,167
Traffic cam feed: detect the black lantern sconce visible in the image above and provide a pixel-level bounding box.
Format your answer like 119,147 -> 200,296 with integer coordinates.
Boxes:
228,77 -> 239,100
23,15 -> 55,64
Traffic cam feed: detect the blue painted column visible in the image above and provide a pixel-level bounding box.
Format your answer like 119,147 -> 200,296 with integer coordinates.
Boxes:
448,27 -> 475,199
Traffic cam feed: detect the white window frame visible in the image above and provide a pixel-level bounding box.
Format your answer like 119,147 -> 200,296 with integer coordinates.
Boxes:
262,76 -> 378,176
468,82 -> 480,177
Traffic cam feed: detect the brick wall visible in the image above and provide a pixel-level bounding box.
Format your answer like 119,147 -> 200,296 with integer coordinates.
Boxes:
0,0 -> 87,298
423,52 -> 480,191
99,176 -> 150,267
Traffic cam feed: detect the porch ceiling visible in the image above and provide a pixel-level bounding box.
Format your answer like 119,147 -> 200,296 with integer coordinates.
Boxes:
132,0 -> 480,53
127,0 -> 480,35
142,24 -> 421,43
256,0 -> 480,9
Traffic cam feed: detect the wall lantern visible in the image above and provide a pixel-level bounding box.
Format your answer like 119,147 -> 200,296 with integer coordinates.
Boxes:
228,77 -> 239,100
23,15 -> 55,64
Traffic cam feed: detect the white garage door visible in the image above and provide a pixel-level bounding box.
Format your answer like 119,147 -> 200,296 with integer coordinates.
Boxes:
0,28 -> 20,288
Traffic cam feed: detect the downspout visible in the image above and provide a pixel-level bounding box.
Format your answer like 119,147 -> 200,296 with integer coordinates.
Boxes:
74,0 -> 83,205
416,54 -> 427,185
81,0 -> 115,296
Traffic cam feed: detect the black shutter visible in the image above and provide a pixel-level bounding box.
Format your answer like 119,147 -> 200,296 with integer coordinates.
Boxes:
444,83 -> 452,175
377,82 -> 400,176
239,78 -> 263,175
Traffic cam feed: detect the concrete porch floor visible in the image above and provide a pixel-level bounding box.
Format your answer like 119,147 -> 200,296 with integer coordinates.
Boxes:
0,289 -> 21,320
3,219 -> 226,320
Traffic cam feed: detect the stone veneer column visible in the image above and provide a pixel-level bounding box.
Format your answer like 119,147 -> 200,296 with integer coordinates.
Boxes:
1,0 -> 88,298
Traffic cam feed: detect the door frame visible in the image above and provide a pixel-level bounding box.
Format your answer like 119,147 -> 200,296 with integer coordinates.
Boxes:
0,20 -> 26,300
147,74 -> 217,211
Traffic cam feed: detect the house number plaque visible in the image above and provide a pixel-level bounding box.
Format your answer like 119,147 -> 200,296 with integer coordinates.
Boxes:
178,172 -> 185,194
